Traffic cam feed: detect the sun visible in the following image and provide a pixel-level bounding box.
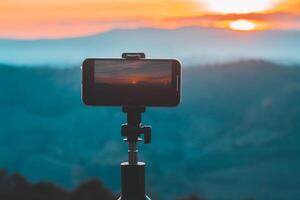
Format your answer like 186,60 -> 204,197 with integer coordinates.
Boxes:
201,0 -> 280,14
131,80 -> 137,84
229,20 -> 257,31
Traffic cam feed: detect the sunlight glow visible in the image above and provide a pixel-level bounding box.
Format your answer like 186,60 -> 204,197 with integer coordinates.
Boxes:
202,0 -> 281,13
0,0 -> 297,39
229,20 -> 257,31
131,80 -> 137,84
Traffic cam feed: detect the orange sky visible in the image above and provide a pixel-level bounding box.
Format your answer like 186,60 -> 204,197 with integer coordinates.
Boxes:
0,0 -> 300,39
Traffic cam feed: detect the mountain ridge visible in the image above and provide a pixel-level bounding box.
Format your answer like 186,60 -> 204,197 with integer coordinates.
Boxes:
1,60 -> 300,199
0,27 -> 299,67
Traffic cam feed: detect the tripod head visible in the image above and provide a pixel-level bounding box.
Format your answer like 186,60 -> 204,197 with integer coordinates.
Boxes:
122,106 -> 151,144
122,106 -> 151,164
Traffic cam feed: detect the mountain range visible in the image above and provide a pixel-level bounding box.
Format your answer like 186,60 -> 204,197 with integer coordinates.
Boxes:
0,27 -> 300,67
1,60 -> 300,199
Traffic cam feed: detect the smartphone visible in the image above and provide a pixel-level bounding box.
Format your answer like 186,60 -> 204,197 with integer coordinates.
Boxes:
82,58 -> 181,107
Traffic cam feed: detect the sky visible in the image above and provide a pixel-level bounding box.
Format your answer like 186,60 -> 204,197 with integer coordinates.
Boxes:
94,60 -> 171,85
0,0 -> 300,39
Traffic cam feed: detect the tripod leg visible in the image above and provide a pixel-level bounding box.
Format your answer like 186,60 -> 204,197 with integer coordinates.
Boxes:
118,196 -> 151,200
117,162 -> 151,200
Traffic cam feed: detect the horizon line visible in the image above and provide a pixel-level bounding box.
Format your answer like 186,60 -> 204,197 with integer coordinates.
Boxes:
1,25 -> 300,41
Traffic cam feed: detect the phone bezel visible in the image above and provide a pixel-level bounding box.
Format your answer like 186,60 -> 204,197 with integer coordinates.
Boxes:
82,58 -> 181,107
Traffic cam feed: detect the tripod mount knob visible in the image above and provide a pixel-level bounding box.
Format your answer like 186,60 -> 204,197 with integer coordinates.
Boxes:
142,126 -> 151,144
121,124 -> 152,144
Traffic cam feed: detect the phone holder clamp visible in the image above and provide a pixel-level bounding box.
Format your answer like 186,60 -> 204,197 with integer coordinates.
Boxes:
122,52 -> 145,60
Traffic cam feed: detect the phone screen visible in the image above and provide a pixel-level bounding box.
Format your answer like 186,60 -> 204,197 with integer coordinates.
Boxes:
94,60 -> 172,88
82,58 -> 181,106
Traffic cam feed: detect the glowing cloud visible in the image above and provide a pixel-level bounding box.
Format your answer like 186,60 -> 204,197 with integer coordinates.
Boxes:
0,0 -> 299,38
201,0 -> 282,13
229,19 -> 257,31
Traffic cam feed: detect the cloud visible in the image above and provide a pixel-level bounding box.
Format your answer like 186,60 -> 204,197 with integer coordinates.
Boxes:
163,12 -> 300,30
1,0 -> 300,39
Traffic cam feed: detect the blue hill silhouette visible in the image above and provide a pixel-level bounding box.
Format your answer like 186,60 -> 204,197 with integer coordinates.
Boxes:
0,27 -> 300,66
0,170 -> 204,200
0,60 -> 300,199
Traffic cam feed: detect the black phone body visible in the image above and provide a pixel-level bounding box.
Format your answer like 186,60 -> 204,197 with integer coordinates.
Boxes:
82,58 -> 181,107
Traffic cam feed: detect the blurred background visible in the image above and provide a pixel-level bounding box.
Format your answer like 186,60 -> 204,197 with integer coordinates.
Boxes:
0,0 -> 300,199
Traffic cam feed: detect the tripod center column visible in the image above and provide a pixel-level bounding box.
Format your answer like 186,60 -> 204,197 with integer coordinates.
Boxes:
128,141 -> 138,164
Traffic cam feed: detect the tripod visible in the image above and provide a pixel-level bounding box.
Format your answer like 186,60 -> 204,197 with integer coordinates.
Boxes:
117,53 -> 152,200
117,106 -> 151,200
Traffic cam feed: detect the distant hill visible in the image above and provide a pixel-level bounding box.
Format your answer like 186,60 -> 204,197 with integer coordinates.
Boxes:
0,170 -> 115,200
0,60 -> 300,199
0,27 -> 300,66
0,170 -> 204,200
